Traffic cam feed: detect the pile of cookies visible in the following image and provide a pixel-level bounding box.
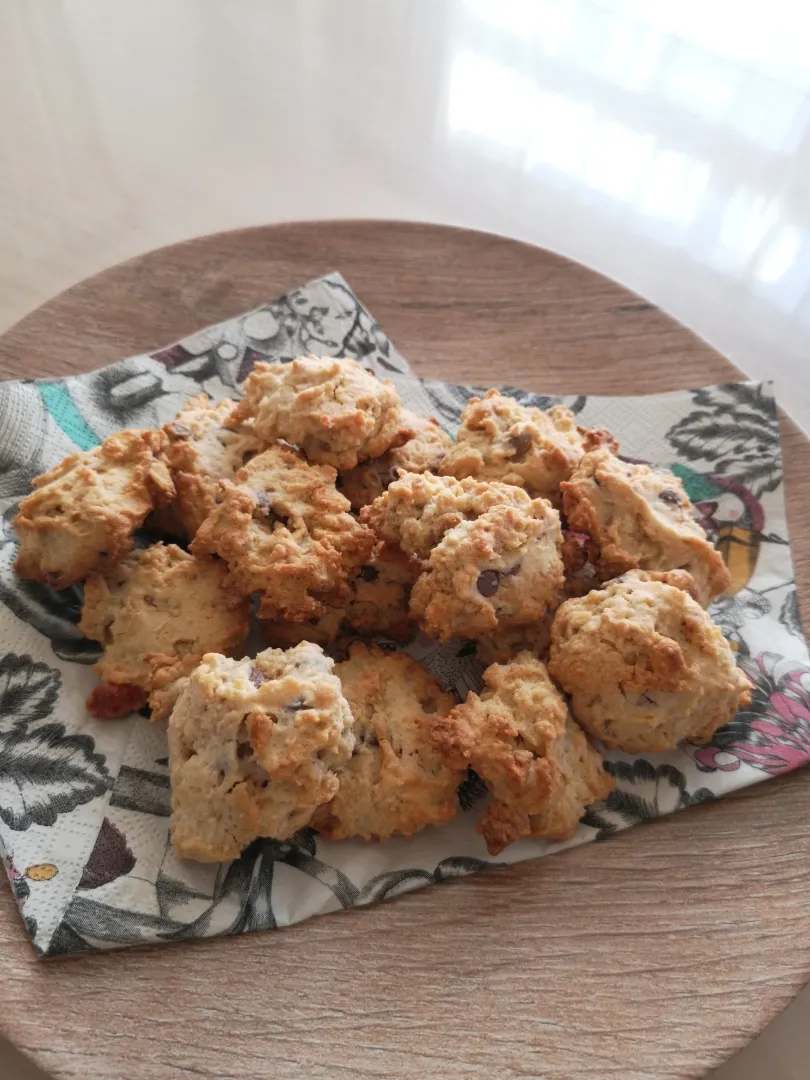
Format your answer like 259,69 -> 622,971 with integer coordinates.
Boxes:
12,355 -> 750,861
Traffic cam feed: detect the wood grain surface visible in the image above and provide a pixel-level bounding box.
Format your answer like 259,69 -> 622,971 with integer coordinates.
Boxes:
1,221 -> 809,1080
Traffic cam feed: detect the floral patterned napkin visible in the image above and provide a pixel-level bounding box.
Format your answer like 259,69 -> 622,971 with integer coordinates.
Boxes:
0,273 -> 807,957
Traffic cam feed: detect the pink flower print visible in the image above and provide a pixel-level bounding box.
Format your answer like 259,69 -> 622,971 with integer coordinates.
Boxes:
694,652 -> 810,775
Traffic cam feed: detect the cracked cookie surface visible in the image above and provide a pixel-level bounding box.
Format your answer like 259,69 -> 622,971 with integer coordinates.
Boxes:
261,542 -> 421,648
169,642 -> 355,860
230,354 -> 404,469
438,390 -> 617,502
190,443 -> 375,620
360,471 -> 533,562
434,652 -> 613,854
80,543 -> 250,718
314,642 -> 463,841
156,394 -> 264,537
14,429 -> 174,589
410,501 -> 564,641
338,410 -> 452,510
561,449 -> 730,605
548,570 -> 750,753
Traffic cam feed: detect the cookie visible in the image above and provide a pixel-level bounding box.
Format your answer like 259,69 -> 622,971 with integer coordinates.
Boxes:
410,502 -> 564,641
314,642 -> 463,841
13,429 -> 175,589
230,355 -> 404,469
169,642 -> 355,861
438,390 -> 617,502
548,570 -> 750,753
433,652 -> 613,855
79,543 -> 250,718
338,410 -> 452,510
158,394 -> 264,536
190,443 -> 375,620
147,654 -> 203,722
561,449 -> 730,605
360,471 -> 533,562
261,543 -> 421,648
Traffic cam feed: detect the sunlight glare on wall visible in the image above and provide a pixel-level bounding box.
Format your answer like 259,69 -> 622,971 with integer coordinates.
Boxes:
461,0 -> 575,55
446,50 -> 530,153
755,225 -> 802,285
713,190 -> 781,272
525,92 -> 595,176
636,149 -> 711,228
585,120 -> 654,202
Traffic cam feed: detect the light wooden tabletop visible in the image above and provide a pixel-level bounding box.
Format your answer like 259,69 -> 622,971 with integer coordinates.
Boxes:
1,222 -> 809,1080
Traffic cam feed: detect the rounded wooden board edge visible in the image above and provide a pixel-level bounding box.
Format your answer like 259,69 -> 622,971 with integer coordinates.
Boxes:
0,220 -> 808,1080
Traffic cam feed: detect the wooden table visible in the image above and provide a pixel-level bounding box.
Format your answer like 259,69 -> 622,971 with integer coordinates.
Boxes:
1,222 -> 809,1080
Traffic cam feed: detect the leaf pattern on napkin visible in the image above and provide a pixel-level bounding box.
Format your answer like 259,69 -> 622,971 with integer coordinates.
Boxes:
0,654 -> 110,830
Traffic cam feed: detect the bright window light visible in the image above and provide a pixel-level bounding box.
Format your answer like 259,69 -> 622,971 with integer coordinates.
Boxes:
636,149 -> 711,226
756,225 -> 803,284
446,50 -> 531,152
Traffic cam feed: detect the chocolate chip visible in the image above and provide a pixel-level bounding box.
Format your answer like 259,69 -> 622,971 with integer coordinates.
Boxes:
169,422 -> 191,438
503,562 -> 522,577
286,696 -> 308,711
659,489 -> 681,506
253,491 -> 286,525
335,475 -> 344,489
359,565 -> 379,582
477,569 -> 500,597
510,431 -> 533,461
236,742 -> 252,759
249,667 -> 269,688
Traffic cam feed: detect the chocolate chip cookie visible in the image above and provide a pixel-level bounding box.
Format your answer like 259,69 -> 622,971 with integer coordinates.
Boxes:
410,501 -> 564,640
169,642 -> 355,860
230,355 -> 404,469
156,394 -> 264,536
80,543 -> 250,718
548,570 -> 750,753
360,471 -> 533,563
191,443 -> 375,620
338,410 -> 452,510
438,390 -> 617,502
434,652 -> 613,854
561,449 -> 730,605
314,642 -> 464,841
14,429 -> 175,589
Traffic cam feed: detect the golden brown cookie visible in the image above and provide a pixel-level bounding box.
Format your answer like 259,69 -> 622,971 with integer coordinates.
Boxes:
260,543 -> 421,648
548,570 -> 750,753
360,471 -> 533,562
169,642 -> 355,861
230,355 -> 404,469
314,642 -> 463,841
79,543 -> 250,718
410,501 -> 564,641
190,443 -> 375,620
438,390 -> 617,502
146,654 -> 204,722
561,449 -> 730,605
13,429 -> 175,589
338,410 -> 452,510
158,394 -> 264,536
434,652 -> 613,855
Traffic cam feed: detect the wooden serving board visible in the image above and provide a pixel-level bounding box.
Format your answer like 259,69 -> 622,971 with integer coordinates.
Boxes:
1,221 -> 809,1080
